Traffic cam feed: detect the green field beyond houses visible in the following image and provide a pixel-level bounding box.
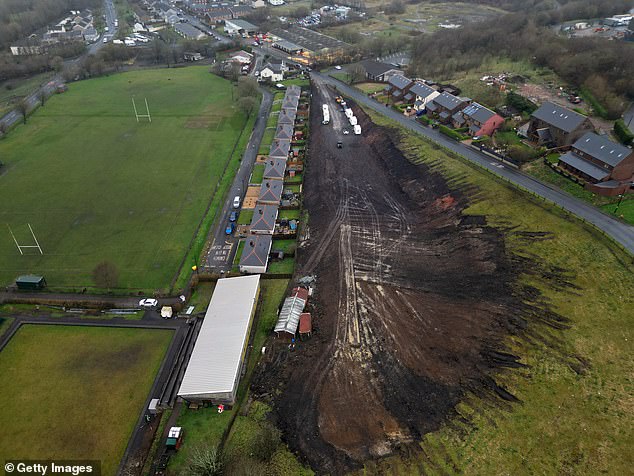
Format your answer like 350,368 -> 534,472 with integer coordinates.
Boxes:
0,67 -> 250,291
0,325 -> 173,475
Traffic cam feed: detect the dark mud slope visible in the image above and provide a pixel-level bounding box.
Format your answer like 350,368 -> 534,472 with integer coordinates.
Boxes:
252,86 -> 569,474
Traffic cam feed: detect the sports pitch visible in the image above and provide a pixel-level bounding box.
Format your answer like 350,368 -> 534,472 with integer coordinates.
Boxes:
0,67 -> 250,291
0,324 -> 173,475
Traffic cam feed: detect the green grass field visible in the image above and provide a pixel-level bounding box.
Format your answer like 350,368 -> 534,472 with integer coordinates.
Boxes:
363,109 -> 634,474
0,67 -> 251,292
0,325 -> 173,475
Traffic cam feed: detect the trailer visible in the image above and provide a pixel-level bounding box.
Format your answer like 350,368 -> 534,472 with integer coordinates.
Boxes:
354,124 -> 361,135
322,104 -> 330,125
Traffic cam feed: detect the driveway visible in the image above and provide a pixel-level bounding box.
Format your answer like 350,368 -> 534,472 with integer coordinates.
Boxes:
313,72 -> 634,255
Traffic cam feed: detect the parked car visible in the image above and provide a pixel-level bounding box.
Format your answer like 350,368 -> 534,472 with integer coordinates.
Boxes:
229,211 -> 238,222
343,129 -> 349,135
225,222 -> 236,235
334,65 -> 342,70
233,196 -> 241,208
337,141 -> 343,148
139,298 -> 158,308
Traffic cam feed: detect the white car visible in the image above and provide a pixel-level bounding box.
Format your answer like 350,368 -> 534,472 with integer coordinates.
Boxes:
233,196 -> 241,208
139,298 -> 158,308
343,129 -> 349,135
334,65 -> 342,70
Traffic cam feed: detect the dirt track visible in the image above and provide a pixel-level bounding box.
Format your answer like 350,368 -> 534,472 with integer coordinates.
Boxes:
253,81 -> 571,473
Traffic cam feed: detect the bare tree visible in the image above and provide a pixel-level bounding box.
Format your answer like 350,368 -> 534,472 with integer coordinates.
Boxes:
38,90 -> 48,107
348,64 -> 366,84
237,76 -> 259,99
17,99 -> 29,124
238,96 -> 258,117
92,261 -> 119,290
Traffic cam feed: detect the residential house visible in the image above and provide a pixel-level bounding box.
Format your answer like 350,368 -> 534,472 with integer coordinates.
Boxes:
269,140 -> 291,160
230,5 -> 253,19
184,51 -> 204,61
282,94 -> 299,111
454,102 -> 504,137
83,27 -> 99,42
263,157 -> 287,180
258,180 -> 284,205
528,101 -> 594,147
427,92 -> 470,123
385,74 -> 414,102
277,108 -> 297,125
558,132 -> 634,196
275,123 -> 294,141
286,85 -> 301,98
239,233 -> 272,273
206,8 -> 233,23
409,81 -> 440,111
260,62 -> 284,82
230,50 -> 253,64
359,59 -> 403,82
249,205 -> 279,234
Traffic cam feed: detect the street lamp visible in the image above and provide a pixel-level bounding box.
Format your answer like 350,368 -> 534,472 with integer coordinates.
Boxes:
614,193 -> 624,214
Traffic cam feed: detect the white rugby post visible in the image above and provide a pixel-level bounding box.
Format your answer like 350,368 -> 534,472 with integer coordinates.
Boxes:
132,97 -> 152,123
8,223 -> 43,255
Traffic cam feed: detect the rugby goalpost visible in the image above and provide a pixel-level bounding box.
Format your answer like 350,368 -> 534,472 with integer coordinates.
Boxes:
132,97 -> 152,123
8,223 -> 44,255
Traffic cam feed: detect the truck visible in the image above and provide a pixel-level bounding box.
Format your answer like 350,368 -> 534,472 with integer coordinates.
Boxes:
322,104 -> 330,125
354,124 -> 361,135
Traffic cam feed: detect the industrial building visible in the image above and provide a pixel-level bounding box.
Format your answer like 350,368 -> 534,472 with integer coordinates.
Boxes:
177,275 -> 260,405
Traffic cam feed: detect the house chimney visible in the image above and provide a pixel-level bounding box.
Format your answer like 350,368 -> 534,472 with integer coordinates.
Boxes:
266,182 -> 270,188
259,208 -> 263,215
249,240 -> 255,247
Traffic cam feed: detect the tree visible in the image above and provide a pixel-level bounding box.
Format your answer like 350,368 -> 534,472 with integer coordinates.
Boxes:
17,99 -> 29,124
38,90 -> 48,107
92,261 -> 119,290
237,76 -> 259,99
187,445 -> 223,476
238,96 -> 258,116
348,63 -> 366,84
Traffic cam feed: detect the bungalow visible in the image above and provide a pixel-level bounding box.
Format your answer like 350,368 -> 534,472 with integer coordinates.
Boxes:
558,132 -> 634,196
263,157 -> 287,180
454,102 -> 504,137
386,74 -> 413,102
282,94 -> 299,111
275,123 -> 294,141
239,233 -> 272,274
249,204 -> 279,234
528,101 -> 594,147
427,92 -> 470,123
286,85 -> 301,98
278,108 -> 297,125
260,62 -> 284,82
409,81 -> 440,111
269,140 -> 291,160
258,180 -> 284,205
359,59 -> 403,82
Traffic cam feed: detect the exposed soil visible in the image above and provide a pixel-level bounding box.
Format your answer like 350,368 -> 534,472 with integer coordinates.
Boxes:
252,81 -> 572,474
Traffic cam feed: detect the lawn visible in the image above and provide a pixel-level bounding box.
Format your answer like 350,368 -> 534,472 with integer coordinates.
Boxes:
0,66 -> 252,292
250,164 -> 265,184
237,209 -> 254,225
278,209 -> 300,220
0,324 -> 173,475
168,279 -> 290,473
267,257 -> 295,274
0,72 -> 54,117
356,82 -> 386,94
0,316 -> 13,338
364,109 -> 634,475
271,239 -> 297,255
601,199 -> 634,223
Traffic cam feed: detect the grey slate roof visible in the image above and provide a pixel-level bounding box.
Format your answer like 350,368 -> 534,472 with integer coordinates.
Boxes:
532,101 -> 587,133
249,205 -> 278,233
572,132 -> 632,167
278,108 -> 296,124
263,157 -> 287,179
388,74 -> 412,90
452,112 -> 465,125
286,85 -> 301,97
359,59 -> 400,77
275,124 -> 294,141
462,102 -> 496,124
409,82 -> 436,99
258,180 -> 283,204
559,151 -> 610,181
239,234 -> 272,268
433,92 -> 468,111
269,140 -> 291,159
426,102 -> 438,112
282,95 -> 299,110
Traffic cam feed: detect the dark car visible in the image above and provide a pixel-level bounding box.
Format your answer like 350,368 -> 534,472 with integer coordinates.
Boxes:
337,141 -> 343,149
229,211 -> 238,222
225,222 -> 235,235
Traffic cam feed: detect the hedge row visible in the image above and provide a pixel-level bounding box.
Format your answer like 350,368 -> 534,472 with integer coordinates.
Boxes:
439,125 -> 467,141
614,119 -> 634,145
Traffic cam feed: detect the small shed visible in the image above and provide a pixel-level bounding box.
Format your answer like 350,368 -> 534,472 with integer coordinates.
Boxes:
15,275 -> 46,290
148,398 -> 160,415
299,313 -> 312,340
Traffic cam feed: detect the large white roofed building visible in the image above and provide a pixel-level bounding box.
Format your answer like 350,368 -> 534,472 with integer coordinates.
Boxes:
177,275 -> 260,405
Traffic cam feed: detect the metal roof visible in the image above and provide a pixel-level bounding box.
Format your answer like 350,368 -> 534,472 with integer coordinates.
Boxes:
572,132 -> 632,167
559,152 -> 610,181
225,19 -> 258,31
531,101 -> 587,133
274,294 -> 306,335
177,275 -> 260,398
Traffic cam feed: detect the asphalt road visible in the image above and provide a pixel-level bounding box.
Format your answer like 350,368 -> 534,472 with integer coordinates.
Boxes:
204,89 -> 274,271
313,72 -> 634,255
